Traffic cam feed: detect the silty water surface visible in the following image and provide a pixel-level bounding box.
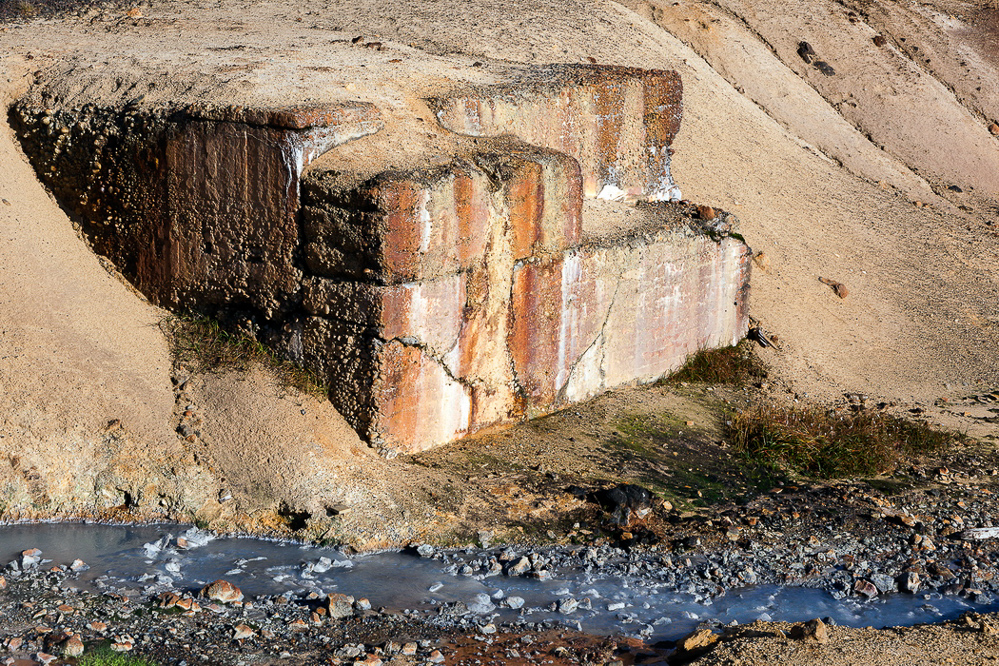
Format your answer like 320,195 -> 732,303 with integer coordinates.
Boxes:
2,522 -> 995,642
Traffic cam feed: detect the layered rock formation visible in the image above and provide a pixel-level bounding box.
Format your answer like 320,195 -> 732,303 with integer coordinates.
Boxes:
12,63 -> 750,453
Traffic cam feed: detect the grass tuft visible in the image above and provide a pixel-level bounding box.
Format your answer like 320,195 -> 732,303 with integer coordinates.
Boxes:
730,403 -> 962,478
161,314 -> 328,400
78,647 -> 159,666
666,340 -> 767,385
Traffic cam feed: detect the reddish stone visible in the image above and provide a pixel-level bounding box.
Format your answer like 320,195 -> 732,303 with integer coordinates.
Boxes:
430,64 -> 683,201
301,142 -> 581,283
509,257 -> 568,404
199,579 -> 243,604
303,275 -> 465,354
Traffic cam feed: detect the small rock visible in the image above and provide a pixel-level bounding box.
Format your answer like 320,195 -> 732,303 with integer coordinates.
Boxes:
873,34 -> 887,47
401,642 -> 418,656
870,573 -> 896,594
814,60 -> 836,76
175,598 -> 201,612
899,571 -> 920,594
326,593 -> 355,619
681,629 -> 718,650
158,592 -> 181,609
233,624 -> 254,640
558,598 -> 579,614
469,593 -> 495,614
676,629 -> 719,659
752,251 -> 771,273
428,650 -> 446,664
990,123 -> 999,136
792,618 -> 829,644
853,579 -> 878,598
819,276 -> 848,299
503,596 -> 525,610
61,635 -> 84,658
87,621 -> 107,632
797,41 -> 816,63
199,579 -> 243,604
697,204 -> 716,221
0,576 -> 5,590
506,557 -> 531,576
288,618 -> 308,631
21,548 -> 42,568
35,653 -> 57,665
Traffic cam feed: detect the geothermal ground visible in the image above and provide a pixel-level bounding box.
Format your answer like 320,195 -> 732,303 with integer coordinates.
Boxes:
1,0 -> 998,663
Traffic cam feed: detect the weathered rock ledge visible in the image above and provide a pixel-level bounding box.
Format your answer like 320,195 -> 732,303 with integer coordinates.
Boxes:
12,63 -> 750,452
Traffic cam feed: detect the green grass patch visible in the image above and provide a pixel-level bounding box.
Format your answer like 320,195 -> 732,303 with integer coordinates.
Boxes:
612,413 -> 683,451
601,414 -> 778,508
161,314 -> 328,400
78,647 -> 159,666
730,404 -> 962,478
666,341 -> 767,385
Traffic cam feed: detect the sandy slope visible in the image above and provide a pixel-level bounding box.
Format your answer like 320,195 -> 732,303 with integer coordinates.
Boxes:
0,0 -> 996,531
0,57 -> 432,533
0,59 -> 187,510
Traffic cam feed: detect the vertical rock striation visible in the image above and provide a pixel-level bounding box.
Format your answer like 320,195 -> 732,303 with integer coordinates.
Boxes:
12,64 -> 749,453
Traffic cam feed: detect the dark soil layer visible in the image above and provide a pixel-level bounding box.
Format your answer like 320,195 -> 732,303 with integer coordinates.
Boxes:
0,0 -> 118,22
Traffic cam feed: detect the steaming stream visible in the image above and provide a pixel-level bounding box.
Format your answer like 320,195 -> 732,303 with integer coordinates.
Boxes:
2,522 -> 994,642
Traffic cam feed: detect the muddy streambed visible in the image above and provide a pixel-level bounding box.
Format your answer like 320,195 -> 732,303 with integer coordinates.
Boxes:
2,522 -> 996,643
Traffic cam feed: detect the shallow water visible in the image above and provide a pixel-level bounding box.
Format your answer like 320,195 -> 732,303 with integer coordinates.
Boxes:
2,522 -> 995,642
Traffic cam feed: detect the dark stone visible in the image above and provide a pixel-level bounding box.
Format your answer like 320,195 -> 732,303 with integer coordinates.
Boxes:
797,41 -> 816,63
592,483 -> 654,526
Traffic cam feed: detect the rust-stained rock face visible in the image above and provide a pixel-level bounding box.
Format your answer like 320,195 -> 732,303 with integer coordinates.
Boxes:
11,101 -> 382,317
301,193 -> 749,451
512,215 -> 751,408
429,64 -> 683,202
13,64 -> 748,453
300,140 -> 581,283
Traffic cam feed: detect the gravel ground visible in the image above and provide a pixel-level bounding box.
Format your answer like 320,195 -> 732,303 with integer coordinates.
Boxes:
7,459 -> 999,666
